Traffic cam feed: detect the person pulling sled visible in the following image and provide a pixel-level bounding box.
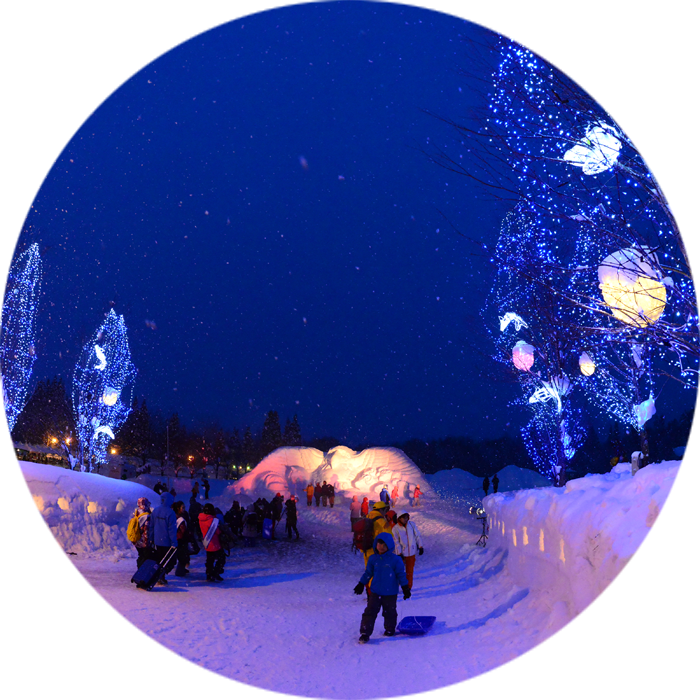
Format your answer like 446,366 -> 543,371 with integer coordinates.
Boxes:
353,532 -> 410,643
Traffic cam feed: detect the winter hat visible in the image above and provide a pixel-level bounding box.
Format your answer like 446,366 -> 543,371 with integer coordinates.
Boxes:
203,503 -> 216,515
137,497 -> 151,511
398,512 -> 410,522
372,501 -> 389,511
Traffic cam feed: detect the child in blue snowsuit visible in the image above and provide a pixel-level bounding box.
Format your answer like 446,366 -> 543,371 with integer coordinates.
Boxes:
353,532 -> 411,643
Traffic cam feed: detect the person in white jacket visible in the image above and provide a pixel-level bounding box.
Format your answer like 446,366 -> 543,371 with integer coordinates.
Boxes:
393,512 -> 424,588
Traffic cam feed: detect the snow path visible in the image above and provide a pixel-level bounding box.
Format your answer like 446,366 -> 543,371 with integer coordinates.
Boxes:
72,498 -> 557,698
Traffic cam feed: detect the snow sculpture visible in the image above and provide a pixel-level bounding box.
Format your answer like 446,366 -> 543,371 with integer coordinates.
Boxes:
512,340 -> 535,371
72,309 -> 137,471
499,312 -> 528,332
1,243 -> 42,431
598,247 -> 667,327
563,123 -> 621,175
579,352 -> 595,376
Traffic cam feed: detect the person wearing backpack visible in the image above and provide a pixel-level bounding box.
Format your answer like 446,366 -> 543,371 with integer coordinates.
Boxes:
393,512 -> 425,589
355,501 -> 394,567
353,532 -> 410,643
128,497 -> 153,571
199,503 -> 225,582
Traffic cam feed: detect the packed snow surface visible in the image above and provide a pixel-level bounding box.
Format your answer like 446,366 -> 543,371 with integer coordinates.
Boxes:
228,445 -> 434,501
0,457 -> 154,554
14,455 -> 683,698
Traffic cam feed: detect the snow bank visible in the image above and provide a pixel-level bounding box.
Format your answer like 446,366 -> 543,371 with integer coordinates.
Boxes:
484,460 -> 700,700
492,464 -> 552,491
227,445 -> 434,501
20,461 -> 157,557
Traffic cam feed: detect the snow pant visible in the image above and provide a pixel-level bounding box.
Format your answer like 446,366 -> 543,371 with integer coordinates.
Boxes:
175,540 -> 190,576
360,591 -> 398,637
154,545 -> 177,580
205,549 -> 226,579
315,495 -> 321,506
286,520 -> 299,539
403,555 -> 416,588
307,495 -> 313,506
322,495 -> 328,506
134,545 -> 152,571
329,496 -> 334,507
350,517 -> 361,532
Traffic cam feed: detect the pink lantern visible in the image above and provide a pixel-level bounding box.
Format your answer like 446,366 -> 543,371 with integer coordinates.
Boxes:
512,340 -> 535,371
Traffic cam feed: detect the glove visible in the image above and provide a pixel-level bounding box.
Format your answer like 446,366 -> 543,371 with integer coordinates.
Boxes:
402,585 -> 411,600
418,547 -> 424,556
354,582 -> 365,595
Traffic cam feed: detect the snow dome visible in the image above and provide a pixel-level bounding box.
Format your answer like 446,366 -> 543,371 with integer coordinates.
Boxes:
228,445 -> 434,501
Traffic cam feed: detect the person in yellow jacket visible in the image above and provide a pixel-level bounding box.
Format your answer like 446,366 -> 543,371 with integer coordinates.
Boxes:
305,483 -> 314,507
363,501 -> 394,567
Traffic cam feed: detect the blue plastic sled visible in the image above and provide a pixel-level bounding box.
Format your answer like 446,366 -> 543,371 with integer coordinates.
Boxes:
262,517 -> 273,540
397,616 -> 436,636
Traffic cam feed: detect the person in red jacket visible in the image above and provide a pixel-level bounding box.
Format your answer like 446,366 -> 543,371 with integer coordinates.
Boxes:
199,503 -> 225,582
360,497 -> 369,517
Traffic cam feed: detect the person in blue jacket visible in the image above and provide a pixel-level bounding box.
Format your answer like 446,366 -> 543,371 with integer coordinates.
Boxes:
147,491 -> 178,585
353,532 -> 411,643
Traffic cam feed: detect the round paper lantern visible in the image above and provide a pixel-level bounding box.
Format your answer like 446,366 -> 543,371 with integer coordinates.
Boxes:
579,352 -> 596,376
598,247 -> 667,327
102,386 -> 120,406
512,340 -> 535,371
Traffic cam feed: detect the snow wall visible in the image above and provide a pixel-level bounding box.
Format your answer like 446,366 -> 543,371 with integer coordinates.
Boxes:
227,445 -> 434,501
484,459 -> 700,700
0,458 -> 160,554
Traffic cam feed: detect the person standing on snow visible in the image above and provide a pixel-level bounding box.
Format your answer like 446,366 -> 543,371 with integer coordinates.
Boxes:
148,491 -> 178,585
393,512 -> 424,589
271,493 -> 284,539
390,484 -> 399,507
350,495 -> 362,530
482,476 -> 490,497
306,483 -> 314,507
492,474 -> 500,493
202,476 -> 210,500
199,503 -> 225,582
360,497 -> 369,517
362,501 -> 394,568
314,482 -> 322,507
353,532 -> 411,643
328,482 -> 336,507
379,485 -> 390,505
131,497 -> 153,570
321,481 -> 330,507
283,495 -> 300,540
172,501 -> 190,577
412,484 -> 422,507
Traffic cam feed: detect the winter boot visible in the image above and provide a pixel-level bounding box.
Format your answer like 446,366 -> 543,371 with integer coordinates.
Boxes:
383,630 -> 396,637
359,634 -> 370,644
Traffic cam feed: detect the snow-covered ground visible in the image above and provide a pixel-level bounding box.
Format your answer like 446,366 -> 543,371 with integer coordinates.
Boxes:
5,448 -> 695,699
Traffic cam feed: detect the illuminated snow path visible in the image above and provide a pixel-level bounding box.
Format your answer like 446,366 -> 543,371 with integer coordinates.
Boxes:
74,499 -> 556,697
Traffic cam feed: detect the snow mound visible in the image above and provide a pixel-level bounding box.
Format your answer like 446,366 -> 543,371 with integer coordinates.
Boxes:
493,464 -> 552,491
484,460 -> 700,698
19,461 -> 157,557
227,445 -> 434,501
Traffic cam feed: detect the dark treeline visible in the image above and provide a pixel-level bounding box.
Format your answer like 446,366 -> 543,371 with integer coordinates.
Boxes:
10,376 -> 694,480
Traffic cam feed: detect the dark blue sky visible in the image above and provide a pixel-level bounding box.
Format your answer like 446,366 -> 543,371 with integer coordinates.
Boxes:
0,0 -> 504,443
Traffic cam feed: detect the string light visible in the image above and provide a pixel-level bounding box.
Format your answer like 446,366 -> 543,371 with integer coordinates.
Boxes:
71,309 -> 137,471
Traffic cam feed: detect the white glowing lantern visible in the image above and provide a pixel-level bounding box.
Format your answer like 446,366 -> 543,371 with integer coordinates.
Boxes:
579,352 -> 596,376
102,386 -> 120,406
598,247 -> 667,327
512,340 -> 535,371
563,123 -> 621,175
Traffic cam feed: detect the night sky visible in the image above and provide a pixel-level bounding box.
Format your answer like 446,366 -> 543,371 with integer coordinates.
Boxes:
11,1 -> 690,444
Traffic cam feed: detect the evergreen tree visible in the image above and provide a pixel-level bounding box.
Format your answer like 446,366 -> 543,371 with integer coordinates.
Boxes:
242,426 -> 256,466
260,410 -> 282,457
283,414 -> 302,446
12,376 -> 73,445
120,398 -> 152,465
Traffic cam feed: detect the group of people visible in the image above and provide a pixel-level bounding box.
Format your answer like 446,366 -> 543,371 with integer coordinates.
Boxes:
482,474 -> 499,496
304,481 -> 336,507
130,487 -> 303,585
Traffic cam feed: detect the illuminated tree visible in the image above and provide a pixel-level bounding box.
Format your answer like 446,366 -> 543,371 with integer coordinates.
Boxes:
1,243 -> 42,432
71,309 -> 137,471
